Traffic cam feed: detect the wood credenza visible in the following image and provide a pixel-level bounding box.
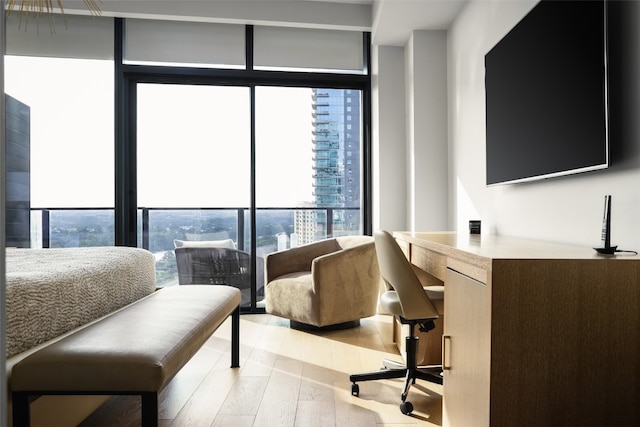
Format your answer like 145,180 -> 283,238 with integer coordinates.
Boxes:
394,231 -> 640,427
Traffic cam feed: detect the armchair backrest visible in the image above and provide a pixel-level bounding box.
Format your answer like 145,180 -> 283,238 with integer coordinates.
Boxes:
336,235 -> 376,250
265,238 -> 342,282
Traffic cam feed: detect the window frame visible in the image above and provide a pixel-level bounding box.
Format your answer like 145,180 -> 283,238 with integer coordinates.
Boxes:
114,19 -> 371,312
115,20 -> 372,248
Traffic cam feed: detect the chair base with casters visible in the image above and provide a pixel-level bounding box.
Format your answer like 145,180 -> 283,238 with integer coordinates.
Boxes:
349,317 -> 443,415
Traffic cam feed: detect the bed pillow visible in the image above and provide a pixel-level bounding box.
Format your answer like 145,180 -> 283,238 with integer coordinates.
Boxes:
173,238 -> 237,249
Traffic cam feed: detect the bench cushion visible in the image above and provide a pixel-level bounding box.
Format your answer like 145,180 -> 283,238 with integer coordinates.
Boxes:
11,285 -> 240,393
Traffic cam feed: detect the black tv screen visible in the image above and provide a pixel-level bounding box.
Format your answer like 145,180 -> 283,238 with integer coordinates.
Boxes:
485,0 -> 609,186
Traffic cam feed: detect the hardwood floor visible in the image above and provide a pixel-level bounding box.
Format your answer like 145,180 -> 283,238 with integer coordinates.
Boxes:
79,314 -> 443,427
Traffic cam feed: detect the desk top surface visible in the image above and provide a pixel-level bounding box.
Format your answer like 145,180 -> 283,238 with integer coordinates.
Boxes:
393,231 -> 640,262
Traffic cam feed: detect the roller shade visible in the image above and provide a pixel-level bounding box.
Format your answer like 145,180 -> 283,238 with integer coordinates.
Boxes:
124,19 -> 245,68
254,26 -> 364,73
5,13 -> 113,60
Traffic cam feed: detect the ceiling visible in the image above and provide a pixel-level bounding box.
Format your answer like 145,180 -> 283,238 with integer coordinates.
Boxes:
54,0 -> 469,47
371,0 -> 469,46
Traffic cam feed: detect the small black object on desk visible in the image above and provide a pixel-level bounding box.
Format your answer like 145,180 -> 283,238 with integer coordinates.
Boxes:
469,220 -> 481,235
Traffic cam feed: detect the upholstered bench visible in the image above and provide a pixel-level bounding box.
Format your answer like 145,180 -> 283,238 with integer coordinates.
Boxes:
10,285 -> 241,427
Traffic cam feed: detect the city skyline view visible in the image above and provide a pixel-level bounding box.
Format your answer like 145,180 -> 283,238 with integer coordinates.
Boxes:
5,55 -> 364,256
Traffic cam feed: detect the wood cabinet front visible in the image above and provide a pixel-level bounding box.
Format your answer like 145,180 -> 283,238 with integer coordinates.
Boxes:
442,268 -> 490,427
394,231 -> 640,427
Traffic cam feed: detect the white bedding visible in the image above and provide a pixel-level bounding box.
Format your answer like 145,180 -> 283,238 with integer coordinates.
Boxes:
5,246 -> 156,358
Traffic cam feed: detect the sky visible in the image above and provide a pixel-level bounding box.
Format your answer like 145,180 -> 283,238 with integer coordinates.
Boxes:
5,56 -> 315,209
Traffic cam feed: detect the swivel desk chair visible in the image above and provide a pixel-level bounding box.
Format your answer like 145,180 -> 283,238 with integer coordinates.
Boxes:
349,230 -> 444,415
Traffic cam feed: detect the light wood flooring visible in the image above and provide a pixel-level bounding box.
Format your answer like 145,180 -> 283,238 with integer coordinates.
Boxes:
79,313 -> 443,427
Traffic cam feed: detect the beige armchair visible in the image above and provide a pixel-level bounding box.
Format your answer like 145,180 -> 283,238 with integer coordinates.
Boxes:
265,236 -> 382,330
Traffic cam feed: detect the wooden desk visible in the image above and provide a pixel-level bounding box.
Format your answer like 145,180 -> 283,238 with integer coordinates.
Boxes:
394,232 -> 640,427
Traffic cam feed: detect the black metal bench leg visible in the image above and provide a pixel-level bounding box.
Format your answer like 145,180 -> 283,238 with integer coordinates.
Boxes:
141,392 -> 158,427
12,392 -> 31,427
231,305 -> 240,368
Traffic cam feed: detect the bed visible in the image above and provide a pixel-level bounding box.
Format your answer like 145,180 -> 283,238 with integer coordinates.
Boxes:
5,246 -> 157,358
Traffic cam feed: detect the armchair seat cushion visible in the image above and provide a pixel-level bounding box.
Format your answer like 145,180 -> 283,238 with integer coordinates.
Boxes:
265,272 -> 316,325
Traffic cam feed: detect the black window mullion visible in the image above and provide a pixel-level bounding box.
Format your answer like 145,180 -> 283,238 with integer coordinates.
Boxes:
246,25 -> 254,71
362,32 -> 373,235
115,17 -> 138,247
250,85 -> 257,310
246,25 -> 258,309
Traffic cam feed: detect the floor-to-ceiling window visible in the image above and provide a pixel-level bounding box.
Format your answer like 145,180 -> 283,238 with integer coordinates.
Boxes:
117,20 -> 370,312
4,14 -> 371,312
4,14 -> 115,249
136,83 -> 252,303
255,86 -> 363,249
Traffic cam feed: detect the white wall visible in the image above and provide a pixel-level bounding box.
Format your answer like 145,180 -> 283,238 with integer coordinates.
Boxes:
406,30 -> 449,231
374,30 -> 449,233
447,0 -> 640,251
372,45 -> 407,232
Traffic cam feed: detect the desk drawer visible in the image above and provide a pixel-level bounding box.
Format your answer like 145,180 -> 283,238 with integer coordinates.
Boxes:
411,245 -> 447,281
447,257 -> 487,284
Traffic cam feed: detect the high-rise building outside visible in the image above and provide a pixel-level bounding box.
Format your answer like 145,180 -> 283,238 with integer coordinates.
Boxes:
293,202 -> 318,246
294,89 -> 361,245
5,95 -> 31,248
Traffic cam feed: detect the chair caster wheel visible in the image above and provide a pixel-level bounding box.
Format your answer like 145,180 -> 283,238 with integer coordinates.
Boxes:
400,401 -> 413,415
351,383 -> 359,396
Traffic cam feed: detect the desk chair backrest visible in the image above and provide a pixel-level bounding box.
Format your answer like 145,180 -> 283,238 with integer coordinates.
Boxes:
374,230 -> 439,321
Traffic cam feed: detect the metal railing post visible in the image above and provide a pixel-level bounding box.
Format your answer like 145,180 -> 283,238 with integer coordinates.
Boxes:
42,209 -> 50,248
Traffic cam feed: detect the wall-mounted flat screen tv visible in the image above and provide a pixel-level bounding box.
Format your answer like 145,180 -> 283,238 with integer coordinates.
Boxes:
485,0 -> 609,186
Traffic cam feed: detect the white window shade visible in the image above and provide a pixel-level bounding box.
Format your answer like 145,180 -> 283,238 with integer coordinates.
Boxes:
124,19 -> 245,68
253,26 -> 364,73
5,14 -> 113,60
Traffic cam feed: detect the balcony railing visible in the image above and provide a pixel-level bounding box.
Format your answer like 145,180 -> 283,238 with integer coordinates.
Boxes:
29,206 -> 362,311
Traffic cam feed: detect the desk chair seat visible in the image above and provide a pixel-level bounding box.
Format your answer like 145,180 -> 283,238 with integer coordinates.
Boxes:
349,230 -> 444,416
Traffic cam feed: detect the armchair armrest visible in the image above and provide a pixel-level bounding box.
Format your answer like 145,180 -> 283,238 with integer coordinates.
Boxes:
311,240 -> 379,296
265,238 -> 341,282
